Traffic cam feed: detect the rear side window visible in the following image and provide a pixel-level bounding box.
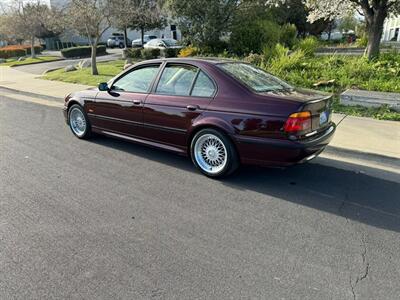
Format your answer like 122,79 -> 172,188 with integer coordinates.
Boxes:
156,65 -> 197,96
191,71 -> 215,97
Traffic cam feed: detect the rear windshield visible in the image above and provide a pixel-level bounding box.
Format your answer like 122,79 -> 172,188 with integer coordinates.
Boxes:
218,62 -> 292,92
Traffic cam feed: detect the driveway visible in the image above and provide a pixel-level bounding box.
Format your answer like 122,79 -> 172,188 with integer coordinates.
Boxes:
1,94 -> 399,299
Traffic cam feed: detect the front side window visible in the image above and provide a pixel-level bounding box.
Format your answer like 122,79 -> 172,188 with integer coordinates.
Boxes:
218,63 -> 292,93
112,65 -> 160,93
156,65 -> 197,96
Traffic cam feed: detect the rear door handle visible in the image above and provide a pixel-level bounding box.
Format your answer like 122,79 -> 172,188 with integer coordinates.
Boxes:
186,105 -> 199,111
133,99 -> 142,105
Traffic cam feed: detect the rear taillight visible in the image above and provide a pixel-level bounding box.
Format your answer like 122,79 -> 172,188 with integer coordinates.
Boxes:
284,111 -> 311,133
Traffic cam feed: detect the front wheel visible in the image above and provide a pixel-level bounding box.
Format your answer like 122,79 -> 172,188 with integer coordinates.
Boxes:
68,104 -> 91,139
190,129 -> 239,178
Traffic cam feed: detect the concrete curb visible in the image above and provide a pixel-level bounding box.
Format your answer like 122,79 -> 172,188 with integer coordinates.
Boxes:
0,86 -> 62,102
324,145 -> 399,167
10,58 -> 65,68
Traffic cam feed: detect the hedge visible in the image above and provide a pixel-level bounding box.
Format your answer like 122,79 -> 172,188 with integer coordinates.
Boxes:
141,48 -> 160,59
0,45 -> 42,59
127,47 -> 142,59
162,48 -> 180,58
61,45 -> 107,58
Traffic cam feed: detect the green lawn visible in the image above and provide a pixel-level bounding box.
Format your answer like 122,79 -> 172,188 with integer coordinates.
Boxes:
0,56 -> 61,66
43,60 -> 126,86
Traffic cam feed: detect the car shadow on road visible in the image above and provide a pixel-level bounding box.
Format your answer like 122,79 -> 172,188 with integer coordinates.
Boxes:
223,159 -> 400,233
90,136 -> 400,233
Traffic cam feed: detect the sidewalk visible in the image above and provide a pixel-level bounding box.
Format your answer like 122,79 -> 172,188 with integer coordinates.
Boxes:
0,66 -> 91,98
1,65 -> 399,161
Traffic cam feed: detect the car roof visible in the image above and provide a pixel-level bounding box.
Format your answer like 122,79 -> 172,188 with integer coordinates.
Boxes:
138,57 -> 240,65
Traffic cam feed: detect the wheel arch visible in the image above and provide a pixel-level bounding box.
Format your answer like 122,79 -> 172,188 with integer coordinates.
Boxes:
66,99 -> 85,122
187,119 -> 238,158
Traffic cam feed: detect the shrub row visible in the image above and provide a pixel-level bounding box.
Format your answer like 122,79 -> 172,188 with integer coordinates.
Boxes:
127,48 -> 180,59
0,45 -> 42,59
61,45 -> 107,58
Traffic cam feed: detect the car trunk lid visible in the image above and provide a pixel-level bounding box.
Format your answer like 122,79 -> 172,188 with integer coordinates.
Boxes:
262,88 -> 333,132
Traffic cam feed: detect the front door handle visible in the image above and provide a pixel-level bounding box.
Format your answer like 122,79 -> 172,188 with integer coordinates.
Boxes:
133,99 -> 142,105
186,105 -> 199,111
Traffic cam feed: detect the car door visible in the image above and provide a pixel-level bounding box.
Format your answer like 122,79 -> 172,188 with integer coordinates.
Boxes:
143,63 -> 217,149
89,63 -> 161,137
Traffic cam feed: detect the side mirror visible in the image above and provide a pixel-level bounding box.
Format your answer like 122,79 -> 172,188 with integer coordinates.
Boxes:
98,82 -> 109,91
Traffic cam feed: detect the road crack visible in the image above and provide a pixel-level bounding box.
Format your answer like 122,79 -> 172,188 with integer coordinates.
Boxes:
340,194 -> 370,300
349,233 -> 370,300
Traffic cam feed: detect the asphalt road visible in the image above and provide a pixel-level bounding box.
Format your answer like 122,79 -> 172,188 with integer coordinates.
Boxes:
1,95 -> 400,299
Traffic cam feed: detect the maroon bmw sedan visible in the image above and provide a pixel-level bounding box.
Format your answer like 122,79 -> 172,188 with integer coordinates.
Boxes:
63,58 -> 335,177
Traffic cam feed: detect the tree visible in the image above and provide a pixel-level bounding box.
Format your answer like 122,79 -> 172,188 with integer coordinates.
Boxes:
4,0 -> 63,58
267,0 -> 333,37
110,0 -> 137,50
338,13 -> 359,33
305,0 -> 400,59
131,0 -> 165,46
167,0 -> 241,51
67,0 -> 112,75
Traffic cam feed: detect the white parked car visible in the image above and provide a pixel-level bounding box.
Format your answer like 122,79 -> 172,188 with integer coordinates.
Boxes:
107,36 -> 131,48
320,31 -> 343,41
131,35 -> 158,47
144,39 -> 183,50
143,38 -> 183,50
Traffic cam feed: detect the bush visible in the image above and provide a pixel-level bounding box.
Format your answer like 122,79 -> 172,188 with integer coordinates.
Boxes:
162,48 -> 180,58
178,45 -> 199,57
127,47 -> 142,59
355,35 -> 368,47
141,48 -> 160,59
230,19 -> 281,56
61,45 -> 107,58
244,52 -> 263,66
294,36 -> 319,57
264,43 -> 305,74
280,24 -> 298,48
0,45 -> 42,59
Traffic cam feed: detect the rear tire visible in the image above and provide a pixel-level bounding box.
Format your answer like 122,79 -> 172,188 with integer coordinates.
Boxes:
68,104 -> 91,139
190,128 -> 239,178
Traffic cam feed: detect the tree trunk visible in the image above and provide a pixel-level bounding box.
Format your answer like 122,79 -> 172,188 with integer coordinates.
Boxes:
363,6 -> 387,60
91,42 -> 98,75
141,27 -> 144,46
30,36 -> 36,58
327,21 -> 333,41
124,26 -> 128,50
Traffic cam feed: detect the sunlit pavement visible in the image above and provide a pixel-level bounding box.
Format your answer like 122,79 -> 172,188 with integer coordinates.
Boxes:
1,95 -> 399,299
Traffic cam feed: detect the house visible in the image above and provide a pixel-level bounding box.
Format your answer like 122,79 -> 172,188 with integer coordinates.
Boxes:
48,0 -> 181,47
382,16 -> 400,42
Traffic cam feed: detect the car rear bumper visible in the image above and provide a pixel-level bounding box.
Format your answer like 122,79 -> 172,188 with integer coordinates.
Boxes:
234,123 -> 336,167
